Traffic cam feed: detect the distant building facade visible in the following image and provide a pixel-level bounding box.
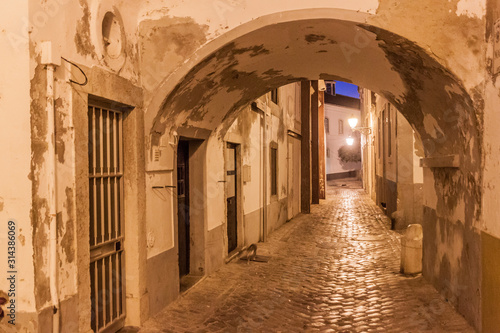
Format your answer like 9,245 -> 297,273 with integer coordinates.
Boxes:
324,83 -> 362,180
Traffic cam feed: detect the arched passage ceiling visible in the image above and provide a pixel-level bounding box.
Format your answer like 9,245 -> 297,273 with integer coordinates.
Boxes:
148,16 -> 480,165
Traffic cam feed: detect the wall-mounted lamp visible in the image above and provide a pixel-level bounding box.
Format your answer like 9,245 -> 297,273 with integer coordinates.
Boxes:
348,114 -> 372,135
348,117 -> 358,129
346,136 -> 355,146
168,131 -> 179,147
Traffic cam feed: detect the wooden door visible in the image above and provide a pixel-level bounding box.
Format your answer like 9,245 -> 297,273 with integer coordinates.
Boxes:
287,138 -> 294,220
226,143 -> 238,253
177,141 -> 190,277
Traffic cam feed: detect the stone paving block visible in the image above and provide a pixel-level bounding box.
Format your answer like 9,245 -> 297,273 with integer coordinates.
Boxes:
139,181 -> 475,333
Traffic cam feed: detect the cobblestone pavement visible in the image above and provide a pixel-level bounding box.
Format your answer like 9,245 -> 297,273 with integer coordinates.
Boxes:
139,179 -> 474,333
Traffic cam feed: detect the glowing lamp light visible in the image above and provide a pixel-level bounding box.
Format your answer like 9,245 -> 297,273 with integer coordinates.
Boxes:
346,137 -> 354,146
348,115 -> 358,129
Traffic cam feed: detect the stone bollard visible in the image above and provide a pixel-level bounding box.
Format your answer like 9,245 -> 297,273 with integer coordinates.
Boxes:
400,224 -> 423,275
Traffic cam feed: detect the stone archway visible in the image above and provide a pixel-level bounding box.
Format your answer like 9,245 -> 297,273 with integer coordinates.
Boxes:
141,10 -> 483,328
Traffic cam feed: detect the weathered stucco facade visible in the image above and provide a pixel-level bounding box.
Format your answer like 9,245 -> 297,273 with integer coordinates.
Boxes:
1,0 -> 500,331
360,90 -> 424,230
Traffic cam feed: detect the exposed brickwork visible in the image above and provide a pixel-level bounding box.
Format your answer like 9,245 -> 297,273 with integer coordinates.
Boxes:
139,180 -> 474,333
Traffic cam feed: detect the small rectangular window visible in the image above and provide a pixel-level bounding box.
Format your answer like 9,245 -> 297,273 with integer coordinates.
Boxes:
271,89 -> 278,104
326,82 -> 336,95
338,119 -> 344,135
325,118 -> 330,134
326,147 -> 330,158
270,147 -> 277,196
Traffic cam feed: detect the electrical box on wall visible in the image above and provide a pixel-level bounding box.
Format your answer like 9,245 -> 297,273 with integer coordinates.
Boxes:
146,135 -> 175,172
41,41 -> 61,66
243,165 -> 251,183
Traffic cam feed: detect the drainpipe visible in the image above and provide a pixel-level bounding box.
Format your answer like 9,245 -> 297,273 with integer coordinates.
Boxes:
262,105 -> 268,242
41,41 -> 60,333
251,100 -> 268,242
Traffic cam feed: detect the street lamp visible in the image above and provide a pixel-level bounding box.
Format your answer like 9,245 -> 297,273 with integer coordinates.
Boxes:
347,114 -> 372,135
347,116 -> 358,129
346,114 -> 372,145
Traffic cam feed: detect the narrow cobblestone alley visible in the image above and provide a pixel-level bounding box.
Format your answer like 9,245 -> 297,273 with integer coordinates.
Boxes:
139,180 -> 474,333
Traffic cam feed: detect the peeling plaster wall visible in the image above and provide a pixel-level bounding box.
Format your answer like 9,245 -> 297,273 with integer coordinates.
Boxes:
222,84 -> 299,243
369,94 -> 398,217
361,86 -> 482,328
138,5 -> 485,327
206,138 -> 227,232
482,0 -> 500,240
22,0 -> 145,330
0,1 -> 38,331
480,1 -> 500,330
0,0 -> 493,331
226,105 -> 263,244
225,107 -> 262,244
396,112 -> 424,228
143,84 -> 300,314
363,94 -> 418,222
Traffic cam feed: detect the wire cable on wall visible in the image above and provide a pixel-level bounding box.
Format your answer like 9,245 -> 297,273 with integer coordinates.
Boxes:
61,57 -> 88,86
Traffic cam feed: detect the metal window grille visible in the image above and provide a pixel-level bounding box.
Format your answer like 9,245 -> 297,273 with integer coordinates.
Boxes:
88,103 -> 125,333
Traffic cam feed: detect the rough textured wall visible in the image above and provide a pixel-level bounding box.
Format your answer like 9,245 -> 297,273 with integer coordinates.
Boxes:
0,1 -> 37,331
2,0 -> 490,330
480,1 -> 500,330
136,4 -> 486,327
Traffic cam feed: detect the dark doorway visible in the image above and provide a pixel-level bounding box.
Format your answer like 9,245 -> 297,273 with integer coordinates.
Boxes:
226,143 -> 238,253
177,140 -> 190,277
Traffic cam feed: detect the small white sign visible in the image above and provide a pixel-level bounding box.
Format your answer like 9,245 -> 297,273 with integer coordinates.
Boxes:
494,19 -> 500,75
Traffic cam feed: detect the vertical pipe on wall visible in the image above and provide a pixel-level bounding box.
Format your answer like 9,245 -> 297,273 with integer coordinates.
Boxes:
41,40 -> 62,333
311,81 -> 319,204
46,63 -> 60,333
252,101 -> 268,241
262,103 -> 268,242
300,81 -> 311,214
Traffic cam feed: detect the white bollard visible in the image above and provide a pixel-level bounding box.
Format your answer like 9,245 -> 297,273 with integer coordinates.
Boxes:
400,224 -> 423,274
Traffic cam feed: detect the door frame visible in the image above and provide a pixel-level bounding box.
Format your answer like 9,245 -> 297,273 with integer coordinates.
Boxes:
224,138 -> 244,256
173,134 -> 208,283
176,140 -> 191,278
73,64 -> 146,331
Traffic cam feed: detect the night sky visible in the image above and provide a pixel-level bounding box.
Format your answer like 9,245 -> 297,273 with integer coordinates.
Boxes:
335,81 -> 359,99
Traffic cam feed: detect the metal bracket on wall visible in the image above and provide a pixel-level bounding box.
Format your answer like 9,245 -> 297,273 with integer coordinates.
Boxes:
287,130 -> 302,139
420,155 -> 460,168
